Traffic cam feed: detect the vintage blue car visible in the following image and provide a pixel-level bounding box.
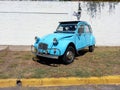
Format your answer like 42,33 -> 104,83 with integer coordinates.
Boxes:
31,21 -> 95,64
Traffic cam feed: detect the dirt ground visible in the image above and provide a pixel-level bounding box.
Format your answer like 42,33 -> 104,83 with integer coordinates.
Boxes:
0,46 -> 120,79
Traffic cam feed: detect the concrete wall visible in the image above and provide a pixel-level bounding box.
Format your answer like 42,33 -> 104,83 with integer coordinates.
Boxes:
0,1 -> 120,46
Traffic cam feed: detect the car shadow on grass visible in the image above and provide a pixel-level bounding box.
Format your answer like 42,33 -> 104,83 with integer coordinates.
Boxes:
32,49 -> 89,66
32,56 -> 62,67
76,49 -> 89,57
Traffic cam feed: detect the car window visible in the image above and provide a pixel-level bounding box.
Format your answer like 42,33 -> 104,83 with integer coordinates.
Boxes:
85,25 -> 92,33
88,25 -> 92,33
78,25 -> 84,34
85,25 -> 90,33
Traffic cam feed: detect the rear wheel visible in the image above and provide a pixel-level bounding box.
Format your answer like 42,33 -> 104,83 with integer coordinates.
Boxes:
62,46 -> 75,64
89,45 -> 95,52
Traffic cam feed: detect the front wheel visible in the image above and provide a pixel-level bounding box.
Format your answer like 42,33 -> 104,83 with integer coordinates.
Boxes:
62,46 -> 75,64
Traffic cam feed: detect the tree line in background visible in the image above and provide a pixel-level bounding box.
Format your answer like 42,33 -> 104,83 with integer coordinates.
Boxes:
84,1 -> 119,18
0,0 -> 119,18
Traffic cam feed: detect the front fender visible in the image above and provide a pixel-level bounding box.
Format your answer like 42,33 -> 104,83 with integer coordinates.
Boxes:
52,40 -> 72,56
34,42 -> 39,49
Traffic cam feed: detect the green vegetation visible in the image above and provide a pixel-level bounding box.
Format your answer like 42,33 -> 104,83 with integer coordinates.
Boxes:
0,47 -> 120,79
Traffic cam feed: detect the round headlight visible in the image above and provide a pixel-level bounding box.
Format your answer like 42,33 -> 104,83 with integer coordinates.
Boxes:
53,38 -> 58,45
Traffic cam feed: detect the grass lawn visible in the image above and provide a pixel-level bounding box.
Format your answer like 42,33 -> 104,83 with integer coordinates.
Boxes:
0,46 -> 120,79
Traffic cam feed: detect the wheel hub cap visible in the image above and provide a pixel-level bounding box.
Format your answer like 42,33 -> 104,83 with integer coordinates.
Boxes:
66,51 -> 74,60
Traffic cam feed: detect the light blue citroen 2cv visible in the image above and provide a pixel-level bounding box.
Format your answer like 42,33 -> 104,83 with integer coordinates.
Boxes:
31,21 -> 95,64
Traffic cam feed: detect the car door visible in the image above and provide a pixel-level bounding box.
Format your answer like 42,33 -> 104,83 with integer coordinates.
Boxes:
84,25 -> 91,46
76,25 -> 87,50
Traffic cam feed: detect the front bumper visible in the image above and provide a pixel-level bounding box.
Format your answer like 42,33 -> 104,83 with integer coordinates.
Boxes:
31,45 -> 60,59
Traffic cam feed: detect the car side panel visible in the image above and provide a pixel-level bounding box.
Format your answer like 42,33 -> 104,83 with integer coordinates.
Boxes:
89,35 -> 96,46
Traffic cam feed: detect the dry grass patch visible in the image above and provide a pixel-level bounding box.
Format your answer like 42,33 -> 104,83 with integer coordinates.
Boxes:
0,46 -> 120,79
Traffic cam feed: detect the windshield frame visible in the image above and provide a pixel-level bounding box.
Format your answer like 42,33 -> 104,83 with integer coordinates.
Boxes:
55,23 -> 77,33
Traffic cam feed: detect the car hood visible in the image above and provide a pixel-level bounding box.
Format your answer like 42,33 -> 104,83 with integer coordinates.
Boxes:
40,33 -> 73,43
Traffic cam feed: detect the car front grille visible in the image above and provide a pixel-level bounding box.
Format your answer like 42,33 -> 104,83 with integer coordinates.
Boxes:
39,43 -> 48,50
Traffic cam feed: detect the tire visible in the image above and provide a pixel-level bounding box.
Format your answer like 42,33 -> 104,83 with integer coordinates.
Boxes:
62,46 -> 75,64
89,45 -> 95,52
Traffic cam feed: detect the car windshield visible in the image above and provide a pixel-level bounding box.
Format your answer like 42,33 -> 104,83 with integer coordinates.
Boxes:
56,24 -> 77,33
